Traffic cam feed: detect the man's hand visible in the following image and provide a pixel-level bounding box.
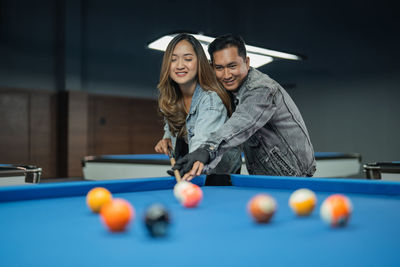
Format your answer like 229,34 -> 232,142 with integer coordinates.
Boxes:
182,161 -> 205,181
172,147 -> 211,179
167,162 -> 205,181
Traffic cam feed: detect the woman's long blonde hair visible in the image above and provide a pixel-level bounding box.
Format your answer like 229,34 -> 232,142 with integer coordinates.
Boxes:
157,33 -> 231,138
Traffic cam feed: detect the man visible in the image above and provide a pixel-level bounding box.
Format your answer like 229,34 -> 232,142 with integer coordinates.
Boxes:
173,34 -> 316,180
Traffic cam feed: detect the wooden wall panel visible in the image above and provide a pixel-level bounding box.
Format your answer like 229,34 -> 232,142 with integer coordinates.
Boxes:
30,93 -> 58,178
1,88 -> 164,179
88,95 -> 164,156
0,91 -> 30,164
89,95 -> 132,155
67,91 -> 88,177
130,99 -> 164,154
0,89 -> 58,178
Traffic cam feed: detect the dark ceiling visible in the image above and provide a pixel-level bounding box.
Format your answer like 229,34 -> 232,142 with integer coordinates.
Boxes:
78,0 -> 400,93
1,0 -> 399,94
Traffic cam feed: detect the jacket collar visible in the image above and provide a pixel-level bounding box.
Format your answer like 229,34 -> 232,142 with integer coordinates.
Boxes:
233,67 -> 253,96
188,83 -> 202,115
240,67 -> 253,91
238,67 -> 267,96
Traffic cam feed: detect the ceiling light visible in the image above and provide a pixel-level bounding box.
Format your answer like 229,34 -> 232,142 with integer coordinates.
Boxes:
148,33 -> 302,68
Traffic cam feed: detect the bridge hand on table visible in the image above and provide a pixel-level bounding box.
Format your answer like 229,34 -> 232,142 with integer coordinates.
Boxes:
172,147 -> 210,180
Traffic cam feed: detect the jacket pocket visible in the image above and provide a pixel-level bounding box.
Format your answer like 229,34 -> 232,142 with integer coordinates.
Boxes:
245,138 -> 298,176
244,136 -> 272,175
268,146 -> 297,176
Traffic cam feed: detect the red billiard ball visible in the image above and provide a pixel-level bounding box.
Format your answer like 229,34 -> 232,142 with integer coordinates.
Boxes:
180,183 -> 203,208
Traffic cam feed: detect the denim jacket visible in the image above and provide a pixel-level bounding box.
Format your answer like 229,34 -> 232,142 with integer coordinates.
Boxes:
163,84 -> 242,174
205,68 -> 316,176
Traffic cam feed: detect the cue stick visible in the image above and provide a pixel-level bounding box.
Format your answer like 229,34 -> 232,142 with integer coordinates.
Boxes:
168,148 -> 182,183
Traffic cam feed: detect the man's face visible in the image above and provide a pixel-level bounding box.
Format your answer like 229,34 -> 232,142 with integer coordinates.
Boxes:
212,46 -> 250,91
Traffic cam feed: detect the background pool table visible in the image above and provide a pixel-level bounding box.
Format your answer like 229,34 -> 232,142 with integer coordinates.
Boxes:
82,152 -> 362,180
0,164 -> 41,186
1,174 -> 400,266
364,161 -> 400,180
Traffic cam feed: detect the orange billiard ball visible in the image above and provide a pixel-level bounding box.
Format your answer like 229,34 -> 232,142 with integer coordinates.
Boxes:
247,194 -> 277,223
100,198 -> 134,232
320,194 -> 353,227
86,187 -> 113,213
289,188 -> 317,216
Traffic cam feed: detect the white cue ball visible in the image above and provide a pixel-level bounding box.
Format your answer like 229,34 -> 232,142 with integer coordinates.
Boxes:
173,181 -> 192,203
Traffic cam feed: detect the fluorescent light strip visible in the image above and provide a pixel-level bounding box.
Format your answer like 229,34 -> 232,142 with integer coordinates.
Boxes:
147,36 -> 175,51
246,44 -> 301,61
148,34 -> 300,68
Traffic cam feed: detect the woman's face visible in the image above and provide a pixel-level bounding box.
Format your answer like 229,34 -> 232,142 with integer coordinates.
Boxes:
169,40 -> 198,88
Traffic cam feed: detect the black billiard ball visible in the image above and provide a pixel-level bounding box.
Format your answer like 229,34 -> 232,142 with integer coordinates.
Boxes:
144,203 -> 170,237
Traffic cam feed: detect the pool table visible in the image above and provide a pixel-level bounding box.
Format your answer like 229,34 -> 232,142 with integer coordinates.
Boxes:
82,152 -> 362,180
364,162 -> 400,181
1,174 -> 399,267
0,164 -> 42,186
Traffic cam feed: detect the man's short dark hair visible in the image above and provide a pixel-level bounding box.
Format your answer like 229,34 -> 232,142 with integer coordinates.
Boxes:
208,34 -> 247,63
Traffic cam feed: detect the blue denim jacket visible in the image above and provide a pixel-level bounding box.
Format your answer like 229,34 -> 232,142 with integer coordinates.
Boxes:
204,68 -> 316,176
163,84 -> 241,174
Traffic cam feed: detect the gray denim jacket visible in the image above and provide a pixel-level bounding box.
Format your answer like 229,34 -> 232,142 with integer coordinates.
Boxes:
205,68 -> 316,176
163,84 -> 241,174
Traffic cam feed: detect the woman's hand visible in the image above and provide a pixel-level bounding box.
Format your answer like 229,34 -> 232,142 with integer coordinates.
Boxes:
154,138 -> 172,155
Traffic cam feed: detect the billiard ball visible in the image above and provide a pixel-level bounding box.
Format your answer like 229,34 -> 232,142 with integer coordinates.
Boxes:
320,194 -> 353,227
86,187 -> 113,213
247,194 -> 277,223
100,198 -> 134,232
180,183 -> 203,208
144,203 -> 170,237
289,188 -> 317,216
173,181 -> 192,203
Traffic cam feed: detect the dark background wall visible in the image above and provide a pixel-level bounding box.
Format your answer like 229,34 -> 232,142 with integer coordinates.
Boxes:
0,0 -> 399,178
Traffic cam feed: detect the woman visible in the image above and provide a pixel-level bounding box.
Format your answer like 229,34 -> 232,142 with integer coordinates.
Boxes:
154,33 -> 241,176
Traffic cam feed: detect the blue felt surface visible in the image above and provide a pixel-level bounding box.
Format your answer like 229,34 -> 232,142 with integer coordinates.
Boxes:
232,175 -> 400,195
1,176 -> 400,266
